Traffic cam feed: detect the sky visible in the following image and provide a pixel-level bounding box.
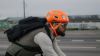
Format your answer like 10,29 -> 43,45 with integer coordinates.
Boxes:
0,0 -> 100,17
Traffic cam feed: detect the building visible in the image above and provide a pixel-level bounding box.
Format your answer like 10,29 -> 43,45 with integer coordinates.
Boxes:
67,15 -> 100,30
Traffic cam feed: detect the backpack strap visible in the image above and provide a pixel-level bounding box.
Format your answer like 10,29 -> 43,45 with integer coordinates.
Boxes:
13,42 -> 43,53
13,42 -> 43,56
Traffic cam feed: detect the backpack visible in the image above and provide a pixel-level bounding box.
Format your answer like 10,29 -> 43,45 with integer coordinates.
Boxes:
4,17 -> 46,42
4,17 -> 51,56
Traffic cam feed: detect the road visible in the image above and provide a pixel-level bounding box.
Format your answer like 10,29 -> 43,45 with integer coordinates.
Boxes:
0,30 -> 100,56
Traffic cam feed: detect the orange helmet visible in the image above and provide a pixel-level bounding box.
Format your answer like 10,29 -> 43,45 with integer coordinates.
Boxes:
46,10 -> 69,36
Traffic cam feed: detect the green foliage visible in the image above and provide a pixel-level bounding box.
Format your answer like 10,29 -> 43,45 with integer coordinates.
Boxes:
0,22 -> 15,30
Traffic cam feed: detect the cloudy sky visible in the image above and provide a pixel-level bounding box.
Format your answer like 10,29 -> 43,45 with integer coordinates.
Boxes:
0,0 -> 100,17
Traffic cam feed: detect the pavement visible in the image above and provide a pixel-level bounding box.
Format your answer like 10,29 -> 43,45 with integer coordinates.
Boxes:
0,30 -> 100,56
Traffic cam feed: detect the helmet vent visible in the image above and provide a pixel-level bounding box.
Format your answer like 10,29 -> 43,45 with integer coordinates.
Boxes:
54,16 -> 58,19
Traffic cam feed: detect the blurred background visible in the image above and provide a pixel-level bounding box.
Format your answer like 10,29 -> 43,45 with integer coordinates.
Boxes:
0,0 -> 100,56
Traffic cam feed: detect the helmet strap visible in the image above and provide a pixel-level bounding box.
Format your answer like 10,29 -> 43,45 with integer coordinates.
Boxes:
49,23 -> 58,36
